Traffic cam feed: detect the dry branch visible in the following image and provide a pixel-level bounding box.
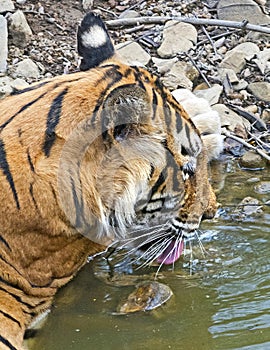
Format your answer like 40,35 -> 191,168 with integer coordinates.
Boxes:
222,129 -> 270,162
106,16 -> 270,35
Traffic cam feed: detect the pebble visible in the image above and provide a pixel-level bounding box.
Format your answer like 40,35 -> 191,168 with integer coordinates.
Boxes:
0,15 -> 8,75
217,0 -> 270,25
9,10 -> 32,48
247,82 -> 270,102
212,104 -> 251,131
254,182 -> 270,194
116,41 -> 151,66
239,151 -> 265,169
160,61 -> 196,90
157,21 -> 197,58
254,48 -> 270,75
219,43 -> 260,74
0,0 -> 15,13
12,58 -> 40,80
194,84 -> 223,106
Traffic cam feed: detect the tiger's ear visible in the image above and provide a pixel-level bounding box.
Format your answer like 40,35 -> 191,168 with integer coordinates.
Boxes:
101,85 -> 152,142
77,12 -> 115,70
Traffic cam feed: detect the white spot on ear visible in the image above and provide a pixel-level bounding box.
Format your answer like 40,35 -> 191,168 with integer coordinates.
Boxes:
81,25 -> 108,48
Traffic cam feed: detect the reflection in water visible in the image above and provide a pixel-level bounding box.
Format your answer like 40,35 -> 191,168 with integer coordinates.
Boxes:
29,162 -> 270,350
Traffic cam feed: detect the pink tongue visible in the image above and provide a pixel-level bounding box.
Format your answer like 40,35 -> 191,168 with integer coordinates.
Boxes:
156,240 -> 184,265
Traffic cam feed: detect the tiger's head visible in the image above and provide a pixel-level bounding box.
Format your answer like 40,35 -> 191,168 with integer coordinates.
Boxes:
68,12 -> 222,265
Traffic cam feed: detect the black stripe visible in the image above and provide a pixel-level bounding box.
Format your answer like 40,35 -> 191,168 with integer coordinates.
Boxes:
0,235 -> 11,251
0,92 -> 47,131
0,335 -> 17,350
0,138 -> 20,209
27,149 -> 35,172
91,66 -> 124,126
43,88 -> 68,157
131,66 -> 146,91
0,310 -> 21,328
175,111 -> 183,133
152,89 -> 158,120
11,81 -> 49,95
29,183 -> 38,211
150,170 -> 166,198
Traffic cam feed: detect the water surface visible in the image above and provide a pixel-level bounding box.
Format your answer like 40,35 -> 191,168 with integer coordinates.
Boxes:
29,161 -> 270,350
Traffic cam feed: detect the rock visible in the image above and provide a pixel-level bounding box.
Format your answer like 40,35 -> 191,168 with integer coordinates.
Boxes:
157,21 -> 197,58
116,41 -> 151,66
212,104 -> 251,131
82,0 -> 94,10
160,61 -> 198,90
0,76 -> 13,98
219,42 -> 260,73
217,0 -> 270,25
247,82 -> 270,102
193,84 -> 223,105
233,79 -> 248,91
117,281 -> 173,314
0,15 -> 8,75
12,59 -> 40,80
232,196 -> 262,220
254,48 -> 270,75
0,0 -> 14,13
9,10 -> 32,48
119,10 -> 139,18
254,182 -> 270,194
152,57 -> 178,74
239,151 -> 265,169
216,68 -> 239,83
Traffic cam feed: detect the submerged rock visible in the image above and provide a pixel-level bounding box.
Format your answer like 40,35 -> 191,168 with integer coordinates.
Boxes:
117,281 -> 173,314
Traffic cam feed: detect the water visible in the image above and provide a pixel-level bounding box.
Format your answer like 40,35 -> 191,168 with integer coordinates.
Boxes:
29,160 -> 270,350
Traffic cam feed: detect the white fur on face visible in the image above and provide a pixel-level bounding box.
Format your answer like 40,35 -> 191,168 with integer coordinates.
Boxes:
81,25 -> 108,48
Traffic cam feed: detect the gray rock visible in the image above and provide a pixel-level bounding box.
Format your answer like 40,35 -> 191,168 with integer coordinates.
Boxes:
239,151 -> 265,169
194,84 -> 223,105
12,58 -> 40,80
254,182 -> 270,194
247,82 -> 270,102
217,0 -> 270,25
116,41 -> 151,66
152,57 -> 178,74
160,61 -> 197,90
0,15 -> 8,75
212,104 -> 251,131
157,21 -> 197,58
219,42 -> 260,73
233,79 -> 248,91
0,76 -> 13,98
0,0 -> 14,13
119,10 -> 139,19
217,68 -> 239,83
9,10 -> 32,48
254,48 -> 270,74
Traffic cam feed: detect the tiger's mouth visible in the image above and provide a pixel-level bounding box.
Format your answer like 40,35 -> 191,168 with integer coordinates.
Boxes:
155,239 -> 184,265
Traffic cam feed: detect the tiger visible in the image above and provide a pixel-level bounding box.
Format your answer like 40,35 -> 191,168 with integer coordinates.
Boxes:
0,12 -> 222,350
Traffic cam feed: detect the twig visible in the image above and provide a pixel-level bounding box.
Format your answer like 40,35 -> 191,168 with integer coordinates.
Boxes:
106,16 -> 270,35
222,129 -> 270,161
201,25 -> 219,56
185,53 -> 211,88
227,103 -> 268,131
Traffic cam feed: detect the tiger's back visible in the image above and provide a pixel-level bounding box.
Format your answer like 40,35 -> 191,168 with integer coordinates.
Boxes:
0,12 -> 222,350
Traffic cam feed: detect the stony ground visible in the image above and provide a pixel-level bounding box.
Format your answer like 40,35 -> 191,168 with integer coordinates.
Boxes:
0,0 -> 269,165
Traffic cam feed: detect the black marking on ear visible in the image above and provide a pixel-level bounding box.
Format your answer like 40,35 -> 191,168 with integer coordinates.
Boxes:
0,138 -> 20,210
0,235 -> 11,251
43,88 -> 68,157
0,335 -> 17,350
77,12 -> 114,71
